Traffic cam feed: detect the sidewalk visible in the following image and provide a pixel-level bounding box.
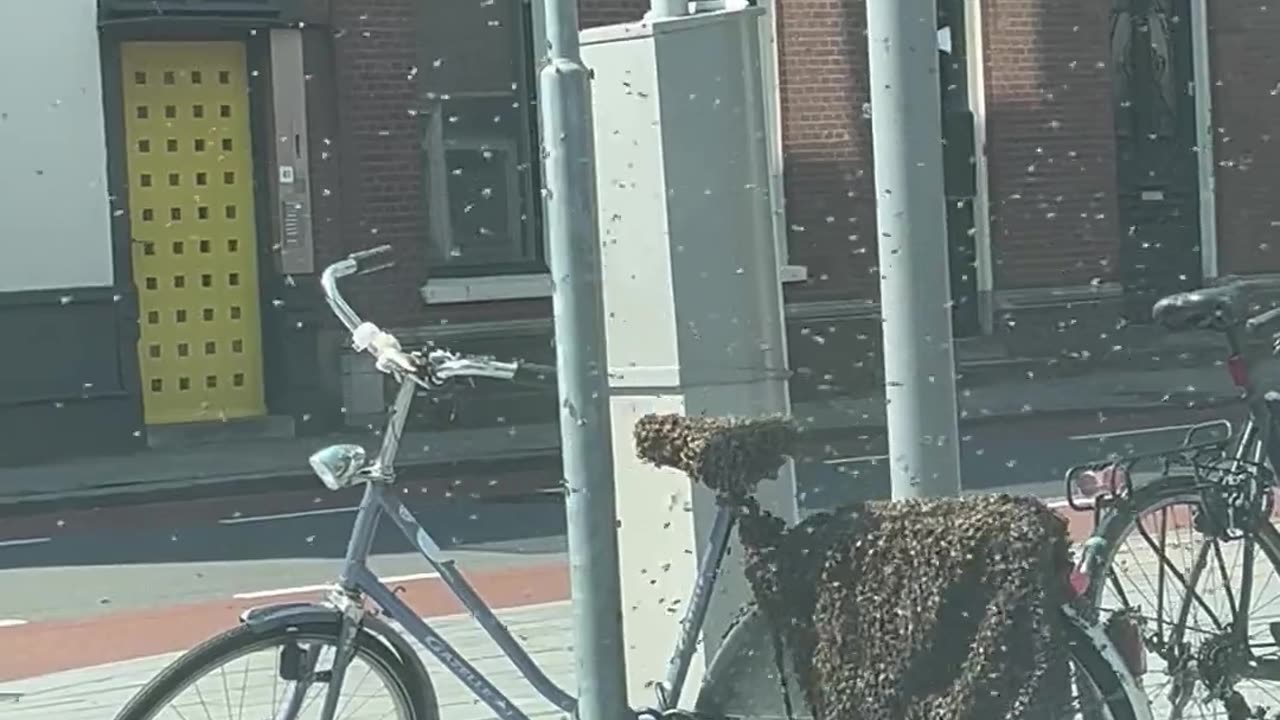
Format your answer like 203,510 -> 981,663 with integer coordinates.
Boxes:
0,601 -> 576,720
5,512 -> 1280,719
0,422 -> 563,508
0,355 -> 1252,508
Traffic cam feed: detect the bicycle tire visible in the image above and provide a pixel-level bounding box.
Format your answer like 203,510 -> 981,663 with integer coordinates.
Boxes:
113,619 -> 439,720
1065,605 -> 1144,720
1082,473 -> 1280,717
695,604 -> 1140,720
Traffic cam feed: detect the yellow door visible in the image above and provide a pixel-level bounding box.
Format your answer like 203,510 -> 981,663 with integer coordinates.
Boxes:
122,41 -> 267,425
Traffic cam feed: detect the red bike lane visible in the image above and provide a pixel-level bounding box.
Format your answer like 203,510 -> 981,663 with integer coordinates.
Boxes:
0,501 -> 1117,683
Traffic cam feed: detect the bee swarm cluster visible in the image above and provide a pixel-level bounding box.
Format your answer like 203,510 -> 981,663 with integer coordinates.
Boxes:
632,413 -> 798,498
634,413 -> 1077,720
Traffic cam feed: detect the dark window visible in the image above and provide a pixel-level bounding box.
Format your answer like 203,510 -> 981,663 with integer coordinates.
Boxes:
417,0 -> 543,276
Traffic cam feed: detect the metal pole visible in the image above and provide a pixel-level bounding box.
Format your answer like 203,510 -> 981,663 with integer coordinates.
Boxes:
536,0 -> 631,718
865,0 -> 963,499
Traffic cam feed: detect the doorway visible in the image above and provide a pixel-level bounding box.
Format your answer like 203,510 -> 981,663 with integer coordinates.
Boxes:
937,0 -> 980,338
121,41 -> 268,425
1111,0 -> 1202,321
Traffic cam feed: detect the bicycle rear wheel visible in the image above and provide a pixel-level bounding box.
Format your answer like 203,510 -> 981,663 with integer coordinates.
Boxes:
113,619 -> 438,720
1084,475 -> 1280,719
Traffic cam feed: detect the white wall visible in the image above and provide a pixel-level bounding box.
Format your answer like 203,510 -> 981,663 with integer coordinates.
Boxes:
0,0 -> 115,292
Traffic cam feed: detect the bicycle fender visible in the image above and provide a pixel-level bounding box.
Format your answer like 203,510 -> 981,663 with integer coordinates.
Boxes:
700,604 -> 1155,720
1060,603 -> 1154,720
696,606 -> 811,718
238,601 -> 434,692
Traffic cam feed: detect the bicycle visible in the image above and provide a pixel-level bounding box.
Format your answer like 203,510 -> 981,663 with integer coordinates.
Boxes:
114,246 -> 1151,720
1067,278 -> 1280,718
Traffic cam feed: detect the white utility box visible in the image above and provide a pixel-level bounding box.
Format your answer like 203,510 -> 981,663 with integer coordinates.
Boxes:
582,8 -> 799,705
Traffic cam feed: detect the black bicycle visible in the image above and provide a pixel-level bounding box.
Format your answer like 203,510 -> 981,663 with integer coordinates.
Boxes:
1067,278 -> 1280,719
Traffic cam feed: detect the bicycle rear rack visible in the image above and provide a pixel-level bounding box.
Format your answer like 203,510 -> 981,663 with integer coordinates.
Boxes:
1063,419 -> 1247,518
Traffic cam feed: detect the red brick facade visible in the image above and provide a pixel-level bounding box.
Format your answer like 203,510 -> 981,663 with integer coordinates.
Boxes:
314,0 -> 1279,326
1209,3 -> 1280,275
326,0 -> 429,328
980,0 -> 1119,290
774,0 -> 878,302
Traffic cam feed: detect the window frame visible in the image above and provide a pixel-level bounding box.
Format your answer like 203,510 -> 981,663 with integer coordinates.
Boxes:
420,0 -> 806,305
418,0 -> 546,281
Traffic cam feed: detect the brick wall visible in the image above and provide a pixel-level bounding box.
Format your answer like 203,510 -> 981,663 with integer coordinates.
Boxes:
317,0 -> 647,329
769,0 -> 1124,302
980,0 -> 1120,290
1209,3 -> 1280,275
319,0 -> 1130,325
774,0 -> 879,302
326,0 -> 429,328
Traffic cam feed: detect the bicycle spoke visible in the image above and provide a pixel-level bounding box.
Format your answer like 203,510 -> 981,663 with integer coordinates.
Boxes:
192,678 -> 217,720
1089,485 -> 1280,719
1209,540 -> 1240,629
118,632 -> 414,720
235,654 -> 251,720
1134,514 -> 1227,630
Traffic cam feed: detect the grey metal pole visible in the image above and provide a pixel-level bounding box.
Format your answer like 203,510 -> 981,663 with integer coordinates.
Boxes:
865,0 -> 963,499
536,0 -> 631,718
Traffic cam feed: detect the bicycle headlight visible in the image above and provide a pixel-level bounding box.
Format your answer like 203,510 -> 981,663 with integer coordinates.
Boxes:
308,444 -> 367,490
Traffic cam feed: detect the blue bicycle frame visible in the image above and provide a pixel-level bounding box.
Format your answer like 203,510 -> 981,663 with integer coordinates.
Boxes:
268,375 -> 739,720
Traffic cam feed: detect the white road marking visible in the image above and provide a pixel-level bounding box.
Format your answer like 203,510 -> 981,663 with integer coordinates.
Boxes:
232,572 -> 440,600
1069,423 -> 1198,442
219,506 -> 360,525
823,453 -> 889,465
0,537 -> 51,548
0,619 -> 29,628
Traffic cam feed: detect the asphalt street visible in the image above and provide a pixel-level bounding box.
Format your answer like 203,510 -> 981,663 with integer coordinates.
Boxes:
0,400 -> 1238,628
0,398 -> 1257,696
797,403 -> 1240,508
0,492 -> 568,625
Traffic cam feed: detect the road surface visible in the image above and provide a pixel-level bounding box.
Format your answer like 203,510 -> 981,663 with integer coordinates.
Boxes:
0,401 -> 1244,684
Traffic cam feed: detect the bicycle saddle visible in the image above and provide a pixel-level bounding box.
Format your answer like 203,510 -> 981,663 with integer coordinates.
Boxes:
633,413 -> 797,496
1151,284 -> 1245,333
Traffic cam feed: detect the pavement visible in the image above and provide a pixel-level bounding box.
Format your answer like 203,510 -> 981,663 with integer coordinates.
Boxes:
1,346 -> 1274,718
0,601 -> 576,720
0,423 -> 565,509
5,493 -> 1279,719
0,357 -> 1252,510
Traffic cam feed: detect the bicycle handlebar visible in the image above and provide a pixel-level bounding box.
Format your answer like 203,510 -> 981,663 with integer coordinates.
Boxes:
319,248 -> 556,387
348,244 -> 397,275
1246,305 -> 1280,336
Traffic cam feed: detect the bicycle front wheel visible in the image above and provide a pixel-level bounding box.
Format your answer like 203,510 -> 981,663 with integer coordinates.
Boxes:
113,619 -> 438,720
1084,475 -> 1280,719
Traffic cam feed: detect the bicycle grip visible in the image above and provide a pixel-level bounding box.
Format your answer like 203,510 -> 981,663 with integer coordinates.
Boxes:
348,245 -> 396,275
1246,305 -> 1280,335
513,361 -> 557,387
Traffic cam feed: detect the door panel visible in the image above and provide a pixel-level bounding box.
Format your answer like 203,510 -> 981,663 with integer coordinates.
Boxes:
121,41 -> 266,424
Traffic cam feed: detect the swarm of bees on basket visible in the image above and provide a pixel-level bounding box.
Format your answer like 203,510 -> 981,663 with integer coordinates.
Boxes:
634,413 -> 1079,720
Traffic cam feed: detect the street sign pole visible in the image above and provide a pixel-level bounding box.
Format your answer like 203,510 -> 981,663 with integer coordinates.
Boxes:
865,0 -> 964,499
536,0 -> 632,716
